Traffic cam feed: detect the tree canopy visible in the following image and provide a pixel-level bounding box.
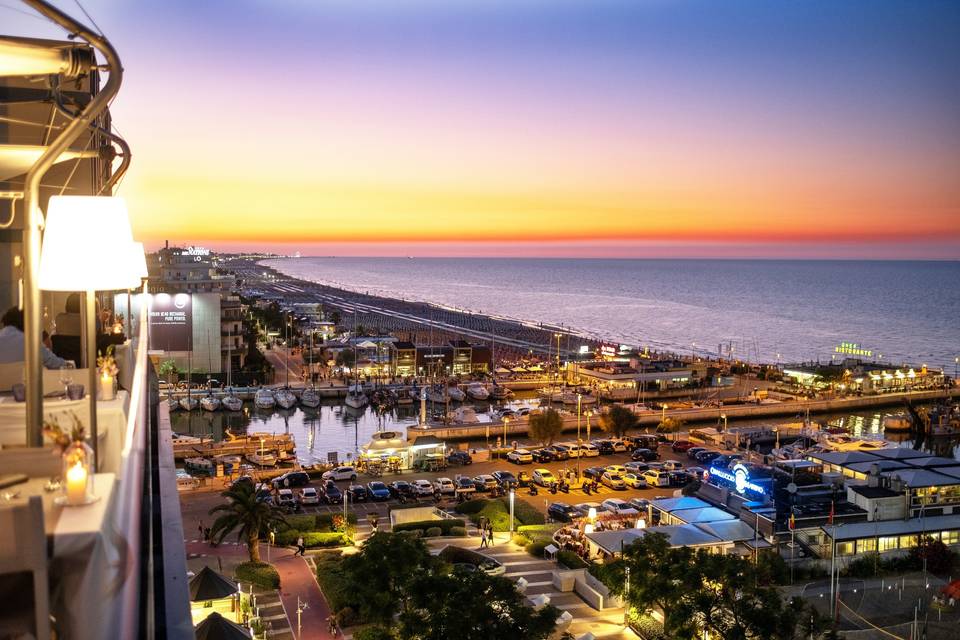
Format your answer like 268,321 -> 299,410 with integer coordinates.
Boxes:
600,404 -> 638,437
528,408 -> 563,445
208,482 -> 287,563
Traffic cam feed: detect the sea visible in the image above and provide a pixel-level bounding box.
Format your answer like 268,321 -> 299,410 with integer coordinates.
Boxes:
264,258 -> 960,370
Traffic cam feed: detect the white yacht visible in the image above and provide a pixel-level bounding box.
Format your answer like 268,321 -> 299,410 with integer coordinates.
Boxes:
200,394 -> 221,412
345,383 -> 368,409
221,389 -> 243,412
171,432 -> 210,445
814,433 -> 897,452
254,388 -> 276,410
447,385 -> 466,402
274,388 -> 297,410
466,382 -> 490,400
300,387 -> 321,408
179,395 -> 199,411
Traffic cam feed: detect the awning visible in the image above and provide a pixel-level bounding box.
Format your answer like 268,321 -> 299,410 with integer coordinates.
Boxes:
189,566 -> 237,602
194,612 -> 251,640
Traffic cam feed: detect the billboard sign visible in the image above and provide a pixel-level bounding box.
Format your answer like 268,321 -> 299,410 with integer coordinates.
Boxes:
149,293 -> 192,351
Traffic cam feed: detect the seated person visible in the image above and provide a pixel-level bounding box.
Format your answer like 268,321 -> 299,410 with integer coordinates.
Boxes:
0,306 -> 70,369
54,293 -> 82,336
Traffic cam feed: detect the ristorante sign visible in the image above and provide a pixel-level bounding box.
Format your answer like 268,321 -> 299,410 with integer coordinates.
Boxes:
834,342 -> 872,357
149,293 -> 192,351
707,463 -> 768,498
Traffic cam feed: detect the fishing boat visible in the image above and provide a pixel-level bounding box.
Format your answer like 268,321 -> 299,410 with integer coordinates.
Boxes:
200,394 -> 221,412
466,382 -> 490,400
447,384 -> 466,402
221,389 -> 243,412
254,387 -> 276,410
883,415 -> 912,432
214,454 -> 242,467
184,456 -> 223,475
246,451 -> 277,467
300,387 -> 321,408
276,449 -> 295,465
274,388 -> 297,410
179,395 -> 199,411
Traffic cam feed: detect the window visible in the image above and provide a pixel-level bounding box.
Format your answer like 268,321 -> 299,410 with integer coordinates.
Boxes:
879,536 -> 898,552
857,538 -> 877,554
898,535 -> 918,549
837,541 -> 855,556
941,530 -> 960,546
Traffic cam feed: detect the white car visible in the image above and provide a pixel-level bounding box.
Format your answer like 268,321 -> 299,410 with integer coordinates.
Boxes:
322,466 -> 357,482
560,443 -> 582,458
642,469 -> 671,487
506,449 -> 533,464
623,473 -> 647,489
607,439 -> 628,453
580,443 -> 600,457
624,461 -> 649,473
601,498 -> 639,516
601,471 -> 626,490
412,479 -> 436,496
298,487 -> 320,505
434,477 -> 456,495
662,460 -> 683,472
276,488 -> 296,508
532,468 -> 557,487
605,464 -> 627,476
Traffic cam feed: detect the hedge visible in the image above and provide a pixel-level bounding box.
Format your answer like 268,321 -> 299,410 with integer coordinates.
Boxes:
557,550 -> 587,570
517,523 -> 560,538
392,519 -> 465,535
449,526 -> 467,537
526,539 -> 549,558
275,530 -> 351,548
282,515 -> 317,531
424,527 -> 442,538
236,561 -> 280,589
456,498 -> 488,515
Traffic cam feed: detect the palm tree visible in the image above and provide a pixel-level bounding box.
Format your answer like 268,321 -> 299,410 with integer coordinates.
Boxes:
208,482 -> 287,563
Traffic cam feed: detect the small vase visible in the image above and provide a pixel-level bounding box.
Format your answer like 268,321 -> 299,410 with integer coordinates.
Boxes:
59,440 -> 95,506
99,374 -> 116,401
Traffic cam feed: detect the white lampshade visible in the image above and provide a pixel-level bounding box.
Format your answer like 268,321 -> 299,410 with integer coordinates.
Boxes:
126,241 -> 148,287
39,196 -> 135,292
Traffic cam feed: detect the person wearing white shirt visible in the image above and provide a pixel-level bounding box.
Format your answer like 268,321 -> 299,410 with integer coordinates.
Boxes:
0,307 -> 69,369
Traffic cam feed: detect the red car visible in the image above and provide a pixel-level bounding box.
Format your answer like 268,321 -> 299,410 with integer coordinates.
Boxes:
671,440 -> 695,453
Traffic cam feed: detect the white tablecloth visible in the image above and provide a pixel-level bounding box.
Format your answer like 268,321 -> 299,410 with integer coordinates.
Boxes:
0,391 -> 129,472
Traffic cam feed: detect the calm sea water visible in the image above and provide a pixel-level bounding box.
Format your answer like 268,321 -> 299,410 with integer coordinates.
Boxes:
265,258 -> 960,370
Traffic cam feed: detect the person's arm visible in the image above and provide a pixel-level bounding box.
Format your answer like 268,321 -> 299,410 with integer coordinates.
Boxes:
41,344 -> 68,369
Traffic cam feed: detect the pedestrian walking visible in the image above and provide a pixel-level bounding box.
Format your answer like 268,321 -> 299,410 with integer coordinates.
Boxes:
486,522 -> 495,546
479,529 -> 488,549
203,527 -> 211,544
198,521 -> 204,541
294,536 -> 304,556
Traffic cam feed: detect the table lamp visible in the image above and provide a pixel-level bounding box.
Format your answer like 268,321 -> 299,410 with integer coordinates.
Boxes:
38,195 -> 136,468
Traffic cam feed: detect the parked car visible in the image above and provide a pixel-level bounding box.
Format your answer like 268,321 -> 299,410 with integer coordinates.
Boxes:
447,451 -> 473,466
546,445 -> 571,460
605,439 -> 629,453
685,466 -> 706,478
323,481 -> 342,504
631,448 -> 659,462
582,466 -> 606,481
532,468 -> 557,487
472,475 -> 499,492
506,449 -> 533,464
547,502 -> 581,522
662,460 -> 684,472
626,435 -> 659,450
367,481 -> 391,501
695,450 -> 722,465
605,464 -> 628,475
601,498 -> 639,516
580,443 -> 600,457
595,440 -> 615,455
671,440 -> 696,453
624,461 -> 649,473
412,479 -> 436,496
623,472 -> 647,489
434,477 -> 456,495
322,466 -> 357,482
574,502 -> 603,517
272,471 -> 310,488
559,443 -> 582,458
347,484 -> 368,502
515,407 -> 532,417
389,481 -> 417,499
641,469 -> 671,488
629,497 -> 650,512
298,487 -> 320,505
601,471 -> 626,490
276,488 -> 297,509
686,447 -> 707,460
455,476 -> 477,494
531,448 -> 556,463
492,470 -> 518,489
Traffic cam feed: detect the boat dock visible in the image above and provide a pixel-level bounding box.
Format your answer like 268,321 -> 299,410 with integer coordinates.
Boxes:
172,433 -> 295,461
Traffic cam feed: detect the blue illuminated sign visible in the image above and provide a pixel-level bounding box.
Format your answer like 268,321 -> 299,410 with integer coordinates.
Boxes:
708,463 -> 766,496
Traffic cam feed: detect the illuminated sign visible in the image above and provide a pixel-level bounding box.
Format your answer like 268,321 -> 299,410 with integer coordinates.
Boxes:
708,463 -> 766,496
149,293 -> 192,351
184,246 -> 210,256
834,342 -> 872,357
598,344 -> 617,358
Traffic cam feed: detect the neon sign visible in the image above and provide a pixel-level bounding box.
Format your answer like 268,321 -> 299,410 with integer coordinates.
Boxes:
834,342 -> 872,357
708,463 -> 766,496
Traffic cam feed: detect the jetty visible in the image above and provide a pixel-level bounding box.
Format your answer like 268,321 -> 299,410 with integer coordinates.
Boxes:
172,432 -> 295,461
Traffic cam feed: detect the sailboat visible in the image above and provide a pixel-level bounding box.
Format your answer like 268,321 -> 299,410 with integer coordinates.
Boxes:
466,381 -> 490,400
222,328 -> 243,411
300,329 -> 321,408
179,352 -> 198,410
274,311 -> 298,409
254,387 -> 276,410
446,383 -> 466,402
200,393 -> 221,412
274,387 -> 297,410
344,305 -> 368,409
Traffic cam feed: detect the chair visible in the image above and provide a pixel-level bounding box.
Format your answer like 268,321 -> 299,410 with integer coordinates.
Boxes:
0,362 -> 22,392
0,496 -> 51,639
51,335 -> 82,368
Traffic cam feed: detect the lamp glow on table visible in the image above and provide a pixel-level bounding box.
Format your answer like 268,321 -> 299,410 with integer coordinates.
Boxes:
38,196 -> 138,468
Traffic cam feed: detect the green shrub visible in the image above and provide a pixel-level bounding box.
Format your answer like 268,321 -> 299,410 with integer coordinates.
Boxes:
282,515 -> 317,531
476,501 -> 511,531
353,626 -> 395,640
449,526 -> 467,537
236,561 -> 280,589
512,498 -> 545,525
392,519 -> 465,535
557,550 -> 587,570
628,613 -> 668,640
456,498 -> 489,515
526,539 -> 548,557
335,606 -> 358,627
274,529 -> 301,546
424,527 -> 442,538
316,512 -> 358,529
512,533 -> 532,547
517,523 -> 560,538
303,532 -> 351,548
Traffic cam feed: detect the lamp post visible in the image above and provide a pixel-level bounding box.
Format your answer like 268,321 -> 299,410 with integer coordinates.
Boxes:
624,566 -> 630,625
720,413 -> 727,433
509,489 -> 515,534
576,394 -> 582,477
586,410 -> 593,442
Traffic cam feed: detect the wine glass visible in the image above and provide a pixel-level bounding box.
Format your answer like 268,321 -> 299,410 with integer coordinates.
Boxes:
59,362 -> 76,397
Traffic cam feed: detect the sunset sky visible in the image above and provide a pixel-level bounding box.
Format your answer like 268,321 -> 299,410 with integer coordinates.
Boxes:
6,1 -> 960,258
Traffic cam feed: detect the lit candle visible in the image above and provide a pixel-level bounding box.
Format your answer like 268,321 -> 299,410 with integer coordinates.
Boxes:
99,373 -> 114,400
66,459 -> 88,505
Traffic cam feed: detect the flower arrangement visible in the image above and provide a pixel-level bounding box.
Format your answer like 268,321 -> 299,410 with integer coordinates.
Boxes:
42,412 -> 86,452
97,345 -> 119,378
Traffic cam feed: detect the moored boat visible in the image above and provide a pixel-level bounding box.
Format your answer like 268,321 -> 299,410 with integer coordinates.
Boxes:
447,384 -> 466,402
179,395 -> 199,411
254,388 -> 276,410
246,451 -> 277,467
466,382 -> 490,400
274,388 -> 297,410
200,394 -> 221,412
300,387 -> 321,408
221,390 -> 243,412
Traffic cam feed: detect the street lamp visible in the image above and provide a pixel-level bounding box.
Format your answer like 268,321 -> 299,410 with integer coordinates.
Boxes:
576,394 -> 583,476
586,410 -> 593,441
503,416 -> 510,456
509,489 -> 515,533
720,413 -> 727,432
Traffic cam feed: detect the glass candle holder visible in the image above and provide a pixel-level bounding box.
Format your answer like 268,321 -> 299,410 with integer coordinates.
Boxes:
99,373 -> 116,401
59,440 -> 95,506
